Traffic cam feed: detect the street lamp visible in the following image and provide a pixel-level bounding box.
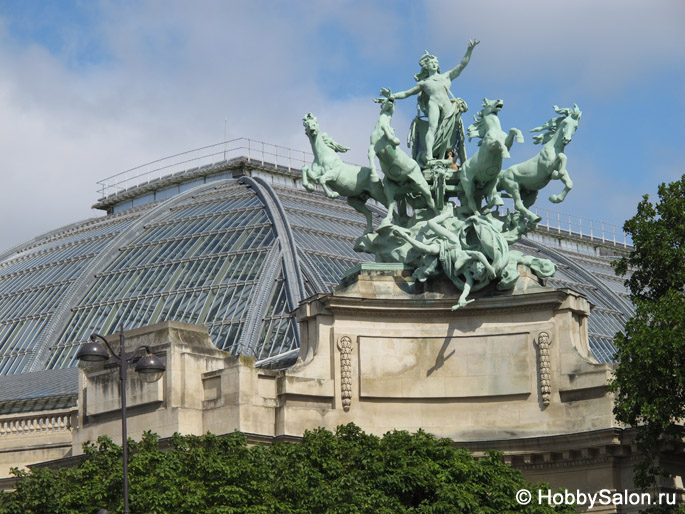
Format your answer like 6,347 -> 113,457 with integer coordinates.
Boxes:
76,326 -> 165,514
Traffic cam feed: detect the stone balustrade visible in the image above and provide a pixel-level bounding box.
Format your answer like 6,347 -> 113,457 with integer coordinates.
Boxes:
0,411 -> 76,437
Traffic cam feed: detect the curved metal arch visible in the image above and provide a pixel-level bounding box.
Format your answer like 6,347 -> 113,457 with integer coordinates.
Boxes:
27,179 -> 241,372
240,176 -> 306,305
237,177 -> 305,354
238,177 -> 304,354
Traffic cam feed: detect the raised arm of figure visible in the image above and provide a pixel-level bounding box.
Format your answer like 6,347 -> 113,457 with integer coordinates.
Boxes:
454,273 -> 475,310
447,39 -> 479,80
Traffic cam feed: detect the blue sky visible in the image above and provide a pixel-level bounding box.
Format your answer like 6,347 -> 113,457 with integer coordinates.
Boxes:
0,0 -> 683,251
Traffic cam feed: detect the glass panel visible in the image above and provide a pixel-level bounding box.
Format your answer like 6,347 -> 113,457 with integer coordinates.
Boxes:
301,252 -> 361,286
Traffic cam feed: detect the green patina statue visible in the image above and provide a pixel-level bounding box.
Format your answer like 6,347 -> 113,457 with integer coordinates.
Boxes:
381,39 -> 479,168
301,41 -> 580,309
369,97 -> 437,228
498,104 -> 581,224
451,98 -> 523,215
301,113 -> 386,233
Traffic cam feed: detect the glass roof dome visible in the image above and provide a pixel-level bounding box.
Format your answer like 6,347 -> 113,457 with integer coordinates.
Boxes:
0,148 -> 633,389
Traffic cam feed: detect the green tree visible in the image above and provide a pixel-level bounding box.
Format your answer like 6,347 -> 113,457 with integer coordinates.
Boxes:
610,175 -> 685,501
613,176 -> 685,302
0,425 -> 573,514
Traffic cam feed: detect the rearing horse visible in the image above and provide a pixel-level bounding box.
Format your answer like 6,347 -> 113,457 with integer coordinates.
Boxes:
301,113 -> 386,233
455,98 -> 523,214
497,104 -> 581,224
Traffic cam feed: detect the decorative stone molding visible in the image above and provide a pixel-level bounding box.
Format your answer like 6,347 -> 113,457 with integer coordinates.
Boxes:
328,302 -> 565,319
337,335 -> 353,411
535,331 -> 552,405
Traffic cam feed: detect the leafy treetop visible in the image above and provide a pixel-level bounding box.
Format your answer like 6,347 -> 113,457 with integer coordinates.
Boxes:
0,424 -> 574,514
613,176 -> 685,301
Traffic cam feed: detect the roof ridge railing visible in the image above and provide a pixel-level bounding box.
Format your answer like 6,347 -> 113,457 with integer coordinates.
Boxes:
531,205 -> 629,247
96,138 -> 315,200
499,202 -> 630,247
96,138 -> 630,247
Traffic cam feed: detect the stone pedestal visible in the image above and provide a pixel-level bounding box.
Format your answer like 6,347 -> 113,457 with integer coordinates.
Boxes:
291,264 -> 615,441
71,268 -> 617,447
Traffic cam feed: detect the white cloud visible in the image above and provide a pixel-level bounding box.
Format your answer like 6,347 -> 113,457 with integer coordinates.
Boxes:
427,0 -> 685,90
0,1 -> 333,249
0,0 -> 682,250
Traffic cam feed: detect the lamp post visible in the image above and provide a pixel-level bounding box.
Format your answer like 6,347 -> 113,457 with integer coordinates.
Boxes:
76,326 -> 165,514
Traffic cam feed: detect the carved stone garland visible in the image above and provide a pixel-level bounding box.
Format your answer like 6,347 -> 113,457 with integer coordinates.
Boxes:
535,331 -> 552,405
337,335 -> 353,411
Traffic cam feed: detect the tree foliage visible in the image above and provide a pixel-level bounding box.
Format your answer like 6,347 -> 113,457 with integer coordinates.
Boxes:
610,175 -> 685,495
0,425 -> 573,514
613,176 -> 685,302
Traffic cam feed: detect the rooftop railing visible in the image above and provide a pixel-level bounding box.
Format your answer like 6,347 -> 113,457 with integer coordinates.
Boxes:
96,138 -> 314,200
96,138 -> 630,247
496,202 -> 630,247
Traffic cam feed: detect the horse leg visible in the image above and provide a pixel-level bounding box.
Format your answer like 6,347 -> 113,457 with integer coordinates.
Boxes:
505,128 -> 524,151
301,166 -> 316,192
379,180 -> 398,227
500,171 -> 541,223
348,196 -> 375,234
521,190 -> 539,209
396,195 -> 410,225
412,173 -> 437,213
317,171 -> 340,199
521,189 -> 541,229
368,178 -> 388,208
514,187 -> 540,223
549,154 -> 572,203
485,177 -> 504,209
460,170 -> 479,214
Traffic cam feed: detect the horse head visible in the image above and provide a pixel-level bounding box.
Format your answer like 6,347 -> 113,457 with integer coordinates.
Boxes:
480,97 -> 503,117
373,96 -> 395,115
468,98 -> 504,143
558,104 -> 581,146
302,113 -> 320,138
532,104 -> 582,146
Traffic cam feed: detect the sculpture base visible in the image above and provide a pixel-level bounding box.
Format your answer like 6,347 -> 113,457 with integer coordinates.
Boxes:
296,267 -> 612,441
337,261 -> 548,303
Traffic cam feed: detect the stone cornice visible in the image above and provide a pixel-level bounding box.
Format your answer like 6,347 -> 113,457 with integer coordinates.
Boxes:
457,427 -> 635,454
323,289 -> 579,317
